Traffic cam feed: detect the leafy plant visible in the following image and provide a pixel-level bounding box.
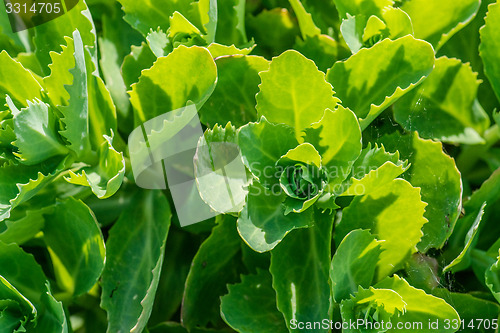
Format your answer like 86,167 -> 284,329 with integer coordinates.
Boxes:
0,0 -> 499,332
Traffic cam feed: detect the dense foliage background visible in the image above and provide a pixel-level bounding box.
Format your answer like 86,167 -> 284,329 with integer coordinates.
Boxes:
0,0 -> 499,332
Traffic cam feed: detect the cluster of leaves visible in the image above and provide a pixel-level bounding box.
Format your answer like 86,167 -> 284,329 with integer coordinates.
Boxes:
0,0 -> 499,332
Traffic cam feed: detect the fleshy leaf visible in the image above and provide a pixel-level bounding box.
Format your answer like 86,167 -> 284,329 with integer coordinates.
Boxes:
0,208 -> 48,245
375,275 -> 460,332
182,216 -> 243,330
486,250 -> 500,303
200,55 -> 269,128
400,0 -> 481,51
304,106 -> 362,189
0,50 -> 42,108
443,202 -> 486,273
479,2 -> 500,102
65,134 -> 125,199
100,190 -> 172,333
326,35 -> 435,129
335,179 -> 427,280
289,0 -> 321,39
221,269 -> 287,333
129,45 -> 217,124
333,0 -> 392,19
394,57 -> 489,144
11,98 -> 68,165
341,143 -> 409,196
43,198 -> 105,296
237,118 -> 298,188
256,50 -> 339,141
377,132 -> 463,252
331,229 -> 384,302
194,123 -> 249,214
270,209 -> 333,332
237,182 -> 314,252
207,43 -> 255,58
121,42 -> 156,89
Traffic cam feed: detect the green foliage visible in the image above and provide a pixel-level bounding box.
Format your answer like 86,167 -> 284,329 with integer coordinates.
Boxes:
0,0 -> 499,332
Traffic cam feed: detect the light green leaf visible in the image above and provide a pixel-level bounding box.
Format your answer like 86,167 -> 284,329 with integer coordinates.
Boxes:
169,11 -> 202,37
304,106 -> 362,188
194,123 -> 249,214
331,229 -> 384,302
33,0 -> 96,75
333,0 -> 392,19
256,50 -> 339,141
480,2 -> 500,102
444,203 -> 486,273
376,275 -> 460,332
182,216 -> 242,330
394,57 -> 489,144
279,142 -> 321,168
0,51 -> 42,108
377,132 -> 463,252
237,182 -> 314,252
129,45 -> 217,124
401,0 -> 481,51
100,190 -> 172,333
293,34 -> 350,73
200,55 -> 269,128
59,30 -> 91,157
270,209 -> 333,332
43,36 -> 75,107
326,35 -> 435,129
43,198 -> 105,296
237,117 -> 298,188
340,286 -> 405,332
341,143 -> 409,196
65,134 -> 125,199
335,179 -> 427,280
11,98 -> 68,165
221,269 -> 288,333
289,0 -> 321,39
207,43 -> 255,58
122,42 -> 156,89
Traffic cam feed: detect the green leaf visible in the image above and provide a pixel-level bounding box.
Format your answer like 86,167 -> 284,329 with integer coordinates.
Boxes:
43,198 -> 105,296
0,51 -> 42,108
444,203 -> 486,273
35,284 -> 69,333
0,157 -> 65,221
341,143 -> 409,196
377,132 -> 463,252
256,50 -> 339,141
304,106 -> 362,189
215,0 -> 247,46
237,182 -> 314,252
394,57 -> 489,144
289,0 -> 321,39
129,45 -> 217,123
100,190 -> 172,333
340,286 -> 405,332
401,0 -> 481,51
33,0 -> 96,75
375,275 -> 460,332
432,289 -> 500,333
486,250 -> 500,303
237,117 -> 298,188
332,0 -> 392,19
200,55 -> 269,128
0,275 -> 37,331
122,42 -> 156,89
182,216 -> 242,330
270,209 -> 333,332
117,0 -> 189,36
221,269 -> 287,333
43,36 -> 75,107
331,229 -> 384,302
0,242 -> 46,307
207,43 -> 255,58
480,2 -> 500,102
11,98 -> 68,165
194,123 -> 249,214
326,35 -> 435,129
59,30 -> 91,157
0,208 -> 48,245
293,34 -> 350,73
65,134 -> 125,199
335,179 -> 427,280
